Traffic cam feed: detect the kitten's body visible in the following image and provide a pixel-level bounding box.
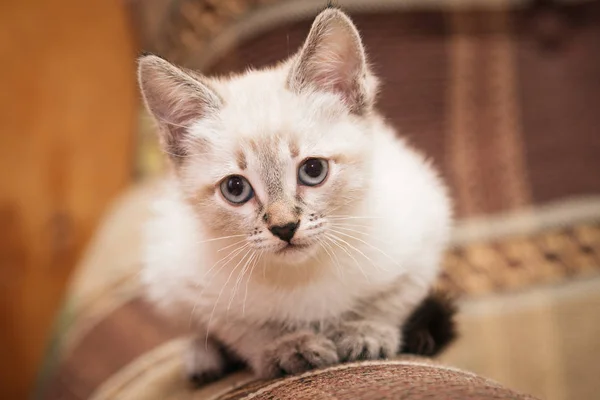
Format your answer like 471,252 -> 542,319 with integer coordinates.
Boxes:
139,8 -> 452,384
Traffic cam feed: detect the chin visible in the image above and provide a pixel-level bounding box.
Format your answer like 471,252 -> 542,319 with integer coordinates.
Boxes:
272,242 -> 318,265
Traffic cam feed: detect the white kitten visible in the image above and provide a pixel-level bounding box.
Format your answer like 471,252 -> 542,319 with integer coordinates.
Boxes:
138,7 -> 451,384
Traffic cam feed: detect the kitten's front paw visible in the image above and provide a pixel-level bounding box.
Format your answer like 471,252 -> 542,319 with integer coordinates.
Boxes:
257,331 -> 339,379
327,321 -> 400,362
185,337 -> 226,387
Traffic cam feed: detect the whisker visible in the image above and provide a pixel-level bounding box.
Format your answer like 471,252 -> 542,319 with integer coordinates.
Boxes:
318,237 -> 343,280
328,232 -> 373,265
329,225 -> 392,245
328,229 -> 396,269
228,252 -> 255,309
243,250 -> 263,315
189,300 -> 199,329
196,234 -> 246,245
205,248 -> 253,345
329,222 -> 373,229
329,216 -> 384,220
227,250 -> 257,311
326,233 -> 368,280
190,243 -> 249,328
218,238 -> 248,252
203,243 -> 250,280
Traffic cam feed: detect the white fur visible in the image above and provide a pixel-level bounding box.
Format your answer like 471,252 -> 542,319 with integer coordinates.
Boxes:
142,66 -> 451,326
139,9 -> 452,378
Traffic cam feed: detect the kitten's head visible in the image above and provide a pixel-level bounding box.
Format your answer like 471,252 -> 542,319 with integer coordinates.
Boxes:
138,9 -> 379,264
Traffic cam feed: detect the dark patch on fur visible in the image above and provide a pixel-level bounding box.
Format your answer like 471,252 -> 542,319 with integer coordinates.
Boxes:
236,148 -> 247,170
187,370 -> 222,388
139,50 -> 155,58
400,291 -> 458,357
295,194 -> 307,206
325,1 -> 341,11
219,344 -> 246,374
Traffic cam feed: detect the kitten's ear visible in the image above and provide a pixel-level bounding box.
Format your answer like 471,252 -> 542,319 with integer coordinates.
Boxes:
137,55 -> 221,160
288,8 -> 375,113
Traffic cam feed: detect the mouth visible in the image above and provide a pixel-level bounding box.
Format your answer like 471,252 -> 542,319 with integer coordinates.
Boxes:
275,242 -> 310,254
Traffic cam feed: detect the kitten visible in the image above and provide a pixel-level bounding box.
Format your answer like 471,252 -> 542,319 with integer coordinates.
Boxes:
138,7 -> 452,385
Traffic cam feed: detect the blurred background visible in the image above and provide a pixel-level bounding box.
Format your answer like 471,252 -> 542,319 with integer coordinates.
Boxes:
1,0 -> 599,399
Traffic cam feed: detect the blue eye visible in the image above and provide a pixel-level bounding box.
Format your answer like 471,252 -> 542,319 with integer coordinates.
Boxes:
220,175 -> 254,204
298,158 -> 329,186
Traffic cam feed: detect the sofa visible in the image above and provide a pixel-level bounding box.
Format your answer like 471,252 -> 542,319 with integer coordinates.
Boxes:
37,1 -> 600,399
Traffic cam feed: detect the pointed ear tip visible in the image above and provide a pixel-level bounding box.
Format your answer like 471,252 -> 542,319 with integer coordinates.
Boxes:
138,53 -> 176,70
137,55 -> 175,82
316,7 -> 351,22
314,7 -> 358,34
138,53 -> 160,67
137,55 -> 155,74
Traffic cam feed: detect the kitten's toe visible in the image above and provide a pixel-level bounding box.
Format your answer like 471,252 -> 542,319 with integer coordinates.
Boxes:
328,321 -> 400,362
258,331 -> 339,378
277,334 -> 338,373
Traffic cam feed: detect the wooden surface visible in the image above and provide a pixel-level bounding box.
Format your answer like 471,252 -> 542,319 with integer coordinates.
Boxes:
0,0 -> 137,397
